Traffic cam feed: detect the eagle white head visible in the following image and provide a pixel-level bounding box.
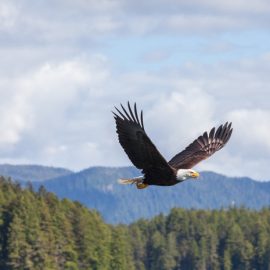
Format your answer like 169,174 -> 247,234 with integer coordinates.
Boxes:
176,169 -> 200,181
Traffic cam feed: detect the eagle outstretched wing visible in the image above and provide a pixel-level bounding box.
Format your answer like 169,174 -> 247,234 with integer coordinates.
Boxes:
168,122 -> 233,169
113,102 -> 172,175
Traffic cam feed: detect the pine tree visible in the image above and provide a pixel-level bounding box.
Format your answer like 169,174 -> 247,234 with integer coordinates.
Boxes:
6,199 -> 33,270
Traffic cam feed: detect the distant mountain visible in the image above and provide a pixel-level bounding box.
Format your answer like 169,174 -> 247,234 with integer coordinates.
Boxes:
34,166 -> 270,224
0,164 -> 73,182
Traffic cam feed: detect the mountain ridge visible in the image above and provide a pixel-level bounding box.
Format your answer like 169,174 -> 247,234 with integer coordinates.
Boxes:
0,164 -> 73,182
35,166 -> 270,223
0,164 -> 269,224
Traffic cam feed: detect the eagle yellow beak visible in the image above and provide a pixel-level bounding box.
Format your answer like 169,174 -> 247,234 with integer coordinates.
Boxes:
191,171 -> 200,178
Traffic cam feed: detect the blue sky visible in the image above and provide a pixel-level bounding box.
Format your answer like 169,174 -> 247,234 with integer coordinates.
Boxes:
0,0 -> 270,180
104,31 -> 270,71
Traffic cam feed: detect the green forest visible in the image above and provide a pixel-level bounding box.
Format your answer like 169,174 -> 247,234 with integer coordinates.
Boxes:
0,176 -> 269,270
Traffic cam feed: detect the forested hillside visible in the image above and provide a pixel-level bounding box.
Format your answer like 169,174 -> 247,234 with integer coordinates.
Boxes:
0,176 -> 270,269
38,167 -> 270,223
0,176 -> 134,270
1,165 -> 270,224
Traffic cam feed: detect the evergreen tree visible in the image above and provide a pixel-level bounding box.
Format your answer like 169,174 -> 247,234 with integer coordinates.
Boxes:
0,177 -> 270,270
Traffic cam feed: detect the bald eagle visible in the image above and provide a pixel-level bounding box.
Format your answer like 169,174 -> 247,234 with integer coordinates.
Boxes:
113,102 -> 233,189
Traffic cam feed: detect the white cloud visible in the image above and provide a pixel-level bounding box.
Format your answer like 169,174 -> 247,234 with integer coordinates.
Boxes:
0,1 -> 18,31
227,109 -> 270,152
0,55 -> 112,163
0,0 -> 269,181
2,0 -> 270,47
0,46 -> 270,179
107,54 -> 270,180
145,90 -> 215,158
0,48 -> 269,180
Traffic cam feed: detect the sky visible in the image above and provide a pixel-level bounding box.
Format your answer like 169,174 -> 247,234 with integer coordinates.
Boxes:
0,0 -> 270,180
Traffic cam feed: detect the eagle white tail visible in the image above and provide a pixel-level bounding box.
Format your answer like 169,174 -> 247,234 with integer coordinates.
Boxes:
118,176 -> 148,189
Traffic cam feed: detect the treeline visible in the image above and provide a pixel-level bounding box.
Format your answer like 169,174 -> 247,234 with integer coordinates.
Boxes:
0,177 -> 134,270
0,177 -> 269,269
130,208 -> 270,270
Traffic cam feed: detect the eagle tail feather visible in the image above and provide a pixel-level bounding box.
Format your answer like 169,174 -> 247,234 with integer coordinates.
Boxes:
118,176 -> 148,189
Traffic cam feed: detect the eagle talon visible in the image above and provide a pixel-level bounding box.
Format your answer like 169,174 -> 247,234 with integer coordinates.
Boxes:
136,183 -> 148,189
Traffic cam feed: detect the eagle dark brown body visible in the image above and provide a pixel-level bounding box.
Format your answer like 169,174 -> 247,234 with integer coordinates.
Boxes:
143,166 -> 177,186
113,102 -> 233,189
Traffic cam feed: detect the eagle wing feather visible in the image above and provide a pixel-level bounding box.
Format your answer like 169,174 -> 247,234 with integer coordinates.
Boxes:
113,102 -> 172,176
168,122 -> 233,169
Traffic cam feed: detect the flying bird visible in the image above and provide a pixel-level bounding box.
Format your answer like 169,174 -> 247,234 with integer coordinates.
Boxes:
113,102 -> 233,189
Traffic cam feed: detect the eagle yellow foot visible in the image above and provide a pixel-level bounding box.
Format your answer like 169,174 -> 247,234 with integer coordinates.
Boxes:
136,182 -> 149,189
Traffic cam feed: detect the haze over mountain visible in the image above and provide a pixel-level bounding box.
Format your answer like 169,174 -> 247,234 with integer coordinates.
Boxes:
0,164 -> 269,223
39,167 -> 270,223
0,164 -> 73,182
